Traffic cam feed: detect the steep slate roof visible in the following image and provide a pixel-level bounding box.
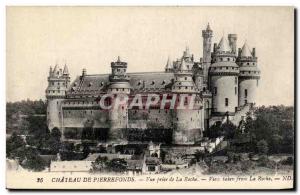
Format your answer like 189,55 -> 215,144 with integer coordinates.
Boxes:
63,65 -> 69,75
206,23 -> 212,31
217,37 -> 232,53
67,72 -> 175,95
178,58 -> 190,71
165,57 -> 173,70
241,42 -> 253,57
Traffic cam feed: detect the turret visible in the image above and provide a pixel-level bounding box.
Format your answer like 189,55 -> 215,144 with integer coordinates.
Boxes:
172,48 -> 195,93
165,57 -> 173,73
209,36 -> 239,115
171,48 -> 202,145
236,42 -> 260,106
46,64 -> 70,132
202,23 -> 213,86
228,34 -> 237,55
107,56 -> 131,143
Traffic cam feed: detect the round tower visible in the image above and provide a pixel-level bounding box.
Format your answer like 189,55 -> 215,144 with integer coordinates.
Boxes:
171,48 -> 202,144
107,56 -> 131,143
202,23 -> 213,87
46,64 -> 70,132
209,37 -> 239,115
236,43 -> 260,106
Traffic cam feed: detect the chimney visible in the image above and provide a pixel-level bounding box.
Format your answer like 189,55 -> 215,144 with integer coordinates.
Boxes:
82,68 -> 87,76
238,48 -> 242,57
228,34 -> 237,55
213,43 -> 217,52
252,48 -> 256,57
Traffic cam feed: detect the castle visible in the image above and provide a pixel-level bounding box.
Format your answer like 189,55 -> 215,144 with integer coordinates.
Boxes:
46,24 -> 260,145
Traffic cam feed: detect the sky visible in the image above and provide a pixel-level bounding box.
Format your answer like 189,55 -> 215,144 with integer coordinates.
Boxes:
6,6 -> 294,106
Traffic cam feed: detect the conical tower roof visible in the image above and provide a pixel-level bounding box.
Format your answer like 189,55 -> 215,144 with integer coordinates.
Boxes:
241,42 -> 253,57
179,58 -> 189,71
63,64 -> 69,75
165,57 -> 173,70
53,64 -> 60,75
183,46 -> 191,58
206,23 -> 211,31
217,37 -> 232,52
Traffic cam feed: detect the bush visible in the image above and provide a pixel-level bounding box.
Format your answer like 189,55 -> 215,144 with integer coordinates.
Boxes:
281,157 -> 294,165
240,160 -> 255,172
257,139 -> 269,154
21,147 -> 47,171
91,156 -> 108,172
106,158 -> 127,173
226,151 -> 235,163
257,155 -> 276,169
208,162 -> 227,174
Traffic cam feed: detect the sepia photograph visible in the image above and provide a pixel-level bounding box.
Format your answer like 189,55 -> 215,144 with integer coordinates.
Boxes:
5,6 -> 295,190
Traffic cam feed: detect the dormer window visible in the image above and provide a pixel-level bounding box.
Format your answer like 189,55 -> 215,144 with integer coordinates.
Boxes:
138,80 -> 142,85
151,81 -> 155,85
162,80 -> 166,85
89,82 -> 92,87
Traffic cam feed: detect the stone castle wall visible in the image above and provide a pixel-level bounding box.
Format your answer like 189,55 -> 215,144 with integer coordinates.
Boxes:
47,99 -> 63,131
238,79 -> 258,106
173,109 -> 203,144
210,75 -> 238,114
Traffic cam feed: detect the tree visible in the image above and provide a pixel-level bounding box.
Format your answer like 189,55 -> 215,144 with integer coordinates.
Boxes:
257,139 -> 268,155
21,147 -> 46,171
205,122 -> 222,138
194,150 -> 205,162
106,158 -> 127,173
91,156 -> 108,172
160,150 -> 166,163
44,128 -> 62,154
51,127 -> 62,139
242,106 -> 294,154
6,132 -> 25,158
220,122 -> 237,139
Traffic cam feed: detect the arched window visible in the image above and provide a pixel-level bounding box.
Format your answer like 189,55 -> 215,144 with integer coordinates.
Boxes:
225,98 -> 229,107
